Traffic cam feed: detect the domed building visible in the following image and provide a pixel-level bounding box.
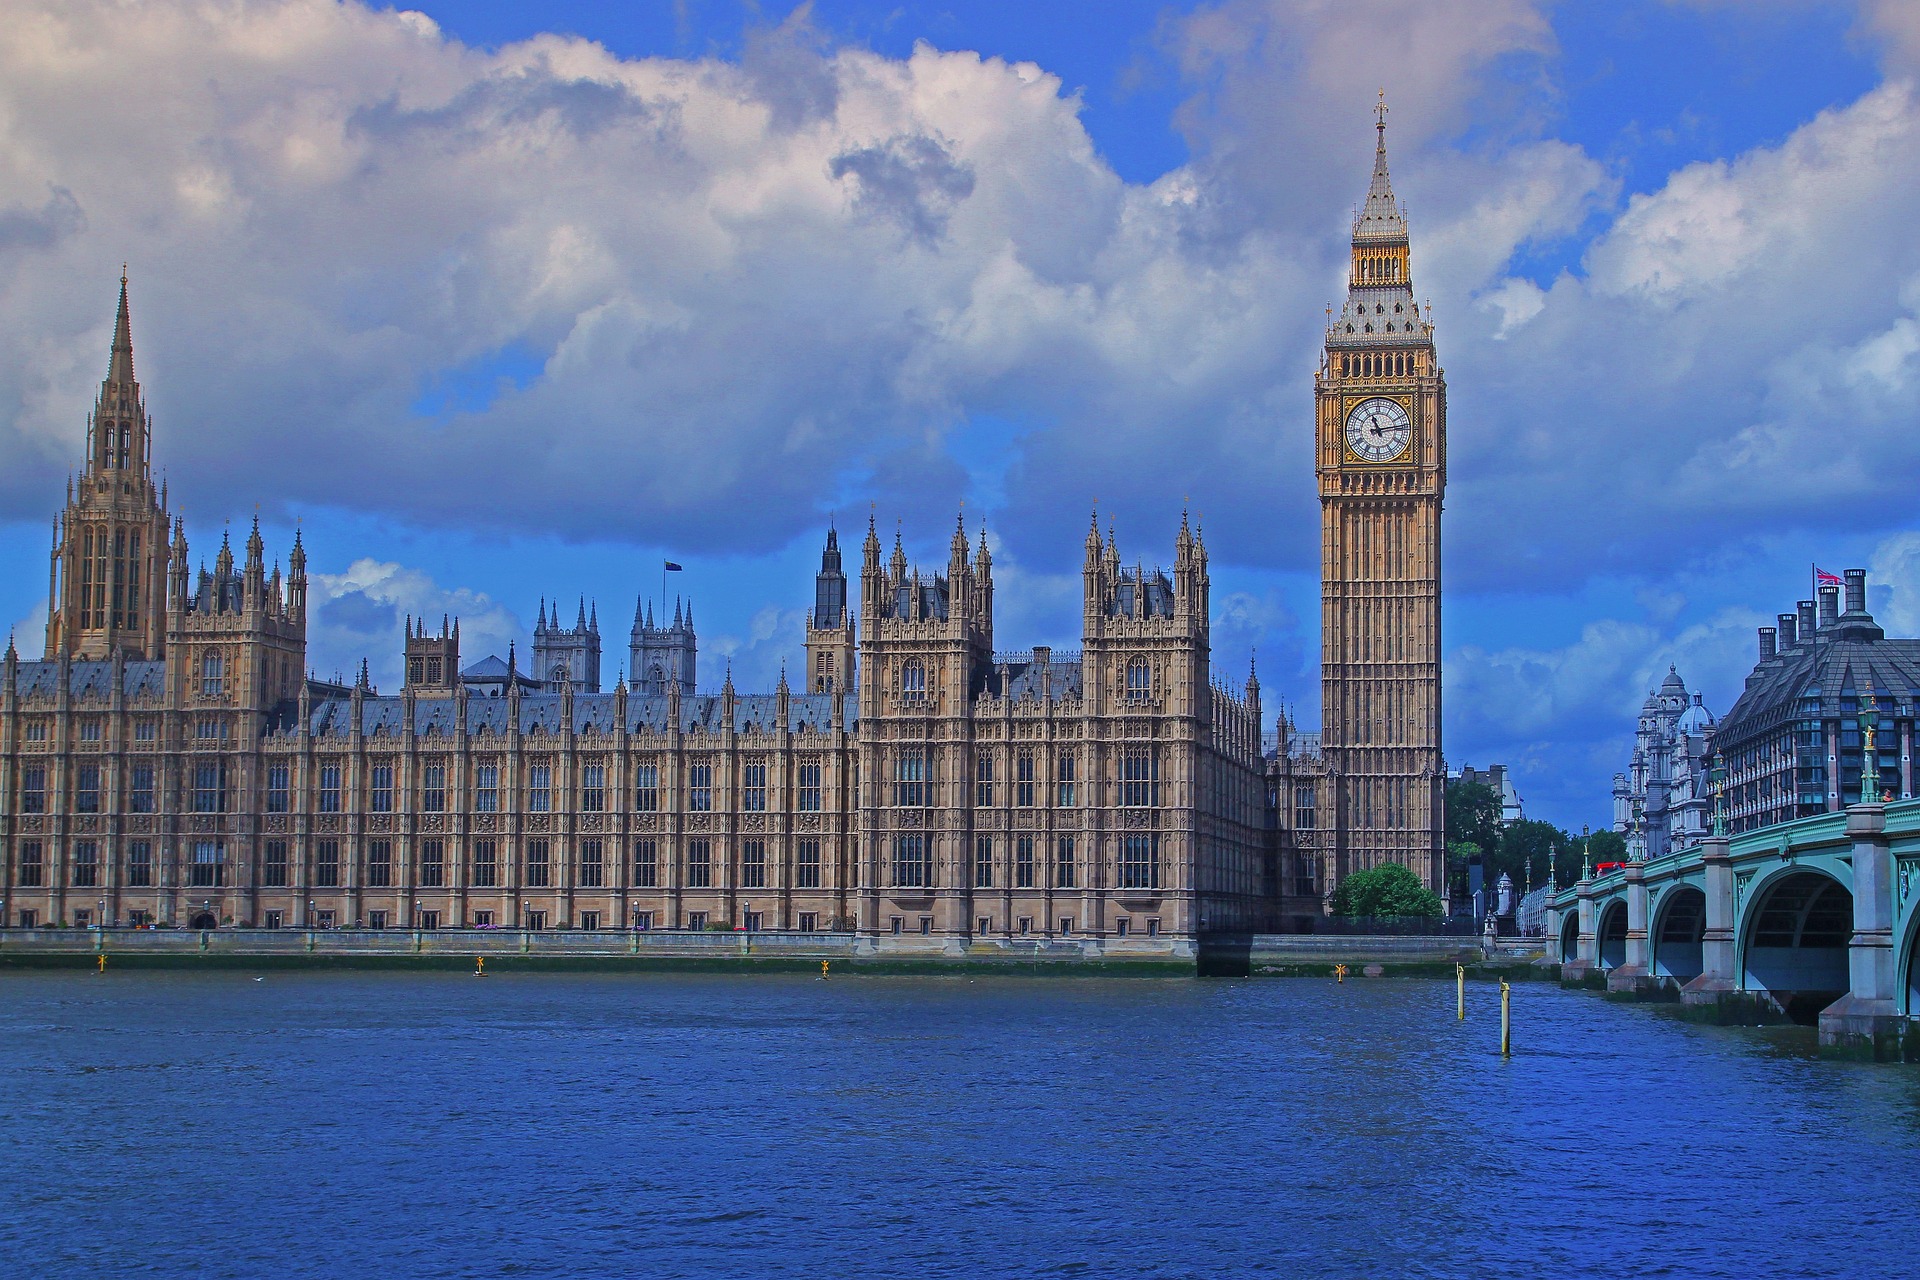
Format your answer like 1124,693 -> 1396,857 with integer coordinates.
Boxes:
1612,667 -> 1715,861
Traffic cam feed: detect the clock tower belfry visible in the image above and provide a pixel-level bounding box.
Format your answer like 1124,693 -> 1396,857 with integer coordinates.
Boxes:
1316,98 -> 1446,896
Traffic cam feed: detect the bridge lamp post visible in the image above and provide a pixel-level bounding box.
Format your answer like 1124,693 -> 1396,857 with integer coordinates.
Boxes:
1709,754 -> 1728,838
1859,700 -> 1880,805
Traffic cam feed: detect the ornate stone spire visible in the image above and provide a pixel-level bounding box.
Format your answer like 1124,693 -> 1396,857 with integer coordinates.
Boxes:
1353,91 -> 1407,245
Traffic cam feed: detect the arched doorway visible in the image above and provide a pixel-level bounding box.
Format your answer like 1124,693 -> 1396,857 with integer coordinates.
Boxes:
1597,900 -> 1628,970
189,912 -> 217,930
1741,870 -> 1852,1024
1652,887 -> 1706,983
1559,911 -> 1580,964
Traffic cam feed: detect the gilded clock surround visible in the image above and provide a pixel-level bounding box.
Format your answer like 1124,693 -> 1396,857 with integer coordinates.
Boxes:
1341,395 -> 1414,464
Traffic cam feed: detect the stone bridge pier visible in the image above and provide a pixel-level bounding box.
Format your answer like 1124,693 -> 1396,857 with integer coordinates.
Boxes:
1818,806 -> 1905,1058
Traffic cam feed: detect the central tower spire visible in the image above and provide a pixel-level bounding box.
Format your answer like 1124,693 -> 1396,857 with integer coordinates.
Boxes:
45,271 -> 173,660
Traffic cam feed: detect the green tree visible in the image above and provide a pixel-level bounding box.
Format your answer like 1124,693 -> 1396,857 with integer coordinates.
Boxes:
1493,818 -> 1566,893
1446,779 -> 1502,857
1330,862 -> 1443,919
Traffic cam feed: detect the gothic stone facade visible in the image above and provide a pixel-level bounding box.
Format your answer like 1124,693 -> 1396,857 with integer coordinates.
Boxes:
0,120 -> 1429,936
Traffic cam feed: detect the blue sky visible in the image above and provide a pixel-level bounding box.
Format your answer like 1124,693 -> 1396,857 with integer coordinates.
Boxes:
2,0 -> 1918,830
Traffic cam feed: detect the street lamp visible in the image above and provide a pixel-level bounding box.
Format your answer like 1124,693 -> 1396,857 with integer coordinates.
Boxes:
307,898 -> 316,929
98,898 -> 106,932
1709,753 -> 1728,837
1859,695 -> 1881,805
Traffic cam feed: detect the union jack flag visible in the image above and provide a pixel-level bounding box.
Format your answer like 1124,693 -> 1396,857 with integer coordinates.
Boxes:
1814,566 -> 1843,588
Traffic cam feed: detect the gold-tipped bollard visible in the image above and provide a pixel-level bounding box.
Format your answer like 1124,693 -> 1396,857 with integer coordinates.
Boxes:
1334,963 -> 1348,983
1457,963 -> 1465,1020
1500,979 -> 1512,1057
475,956 -> 485,977
821,960 -> 830,978
97,953 -> 106,974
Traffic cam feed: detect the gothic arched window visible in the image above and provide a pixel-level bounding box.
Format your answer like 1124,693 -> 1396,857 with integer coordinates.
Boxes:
200,652 -> 224,699
1125,656 -> 1151,701
901,660 -> 927,703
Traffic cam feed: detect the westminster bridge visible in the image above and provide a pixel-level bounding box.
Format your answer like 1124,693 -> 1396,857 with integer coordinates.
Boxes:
1546,799 -> 1920,1059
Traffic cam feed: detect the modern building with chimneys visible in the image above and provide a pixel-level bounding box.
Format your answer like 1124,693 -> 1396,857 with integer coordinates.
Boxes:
1715,569 -> 1920,832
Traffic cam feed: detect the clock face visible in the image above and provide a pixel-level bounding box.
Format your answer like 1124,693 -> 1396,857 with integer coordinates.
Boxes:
1345,397 -> 1412,463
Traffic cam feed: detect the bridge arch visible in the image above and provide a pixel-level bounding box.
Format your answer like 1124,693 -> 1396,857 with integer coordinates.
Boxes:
1597,899 -> 1628,971
1559,910 -> 1580,963
1651,886 -> 1706,983
1739,867 -> 1853,1025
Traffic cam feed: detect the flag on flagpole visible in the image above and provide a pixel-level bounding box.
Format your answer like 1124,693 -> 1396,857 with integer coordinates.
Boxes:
664,561 -> 683,572
1814,566 -> 1842,588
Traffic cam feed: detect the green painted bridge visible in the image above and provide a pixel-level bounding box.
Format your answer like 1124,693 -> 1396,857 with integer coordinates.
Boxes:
1547,800 -> 1920,1058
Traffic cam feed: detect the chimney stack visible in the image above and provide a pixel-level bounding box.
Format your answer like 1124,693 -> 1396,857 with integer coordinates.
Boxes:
1777,612 -> 1798,649
1818,584 -> 1840,629
1759,627 -> 1776,661
1844,568 -> 1867,617
1798,599 -> 1817,638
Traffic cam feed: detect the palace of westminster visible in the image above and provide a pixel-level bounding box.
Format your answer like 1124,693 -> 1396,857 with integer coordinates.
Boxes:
0,116 -> 1447,943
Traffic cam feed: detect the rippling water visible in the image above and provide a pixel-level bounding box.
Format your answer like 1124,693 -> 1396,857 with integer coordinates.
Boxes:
1,970 -> 1916,1278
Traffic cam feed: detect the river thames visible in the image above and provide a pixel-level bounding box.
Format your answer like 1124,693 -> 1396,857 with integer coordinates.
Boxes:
1,971 -> 1915,1278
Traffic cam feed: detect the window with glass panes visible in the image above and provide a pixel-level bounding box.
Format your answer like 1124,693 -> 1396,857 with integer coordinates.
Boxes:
1054,836 -> 1075,889
796,839 -> 821,888
741,839 -> 767,888
688,763 -> 712,812
1016,753 -> 1035,806
1121,748 -> 1159,807
892,834 -> 930,887
973,836 -> 993,888
419,839 -> 445,887
580,839 -> 605,888
525,839 -> 551,887
474,763 -> 499,813
1055,755 -> 1076,807
471,840 -> 499,887
367,840 -> 393,887
130,764 -> 155,814
128,840 -> 154,887
371,764 -> 394,813
1119,834 -> 1159,889
798,760 -> 822,811
266,763 -> 289,813
893,749 -> 928,807
581,763 -> 606,812
192,761 -> 225,813
1015,836 -> 1035,888
975,753 -> 994,806
318,762 -> 341,813
527,762 -> 552,812
190,840 -> 225,887
263,840 -> 288,887
20,765 -> 46,813
315,839 -> 341,887
633,840 -> 659,887
422,762 -> 447,812
633,763 -> 659,811
72,841 -> 99,887
18,840 -> 43,886
687,840 -> 712,888
742,760 -> 767,812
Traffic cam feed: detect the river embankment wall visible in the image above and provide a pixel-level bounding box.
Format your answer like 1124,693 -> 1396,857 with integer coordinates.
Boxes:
0,928 -> 1549,977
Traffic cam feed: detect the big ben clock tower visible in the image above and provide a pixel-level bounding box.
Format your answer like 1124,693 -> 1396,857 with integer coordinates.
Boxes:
1317,98 -> 1446,895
